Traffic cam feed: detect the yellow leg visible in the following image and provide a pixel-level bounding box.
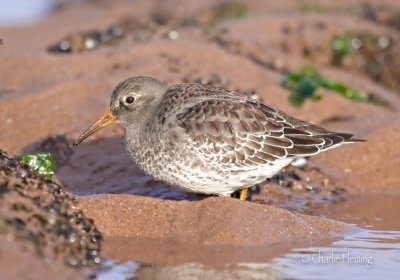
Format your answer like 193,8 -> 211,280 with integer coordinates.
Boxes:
239,188 -> 248,201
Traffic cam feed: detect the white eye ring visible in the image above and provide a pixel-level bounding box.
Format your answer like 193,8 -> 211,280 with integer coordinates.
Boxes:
125,96 -> 135,104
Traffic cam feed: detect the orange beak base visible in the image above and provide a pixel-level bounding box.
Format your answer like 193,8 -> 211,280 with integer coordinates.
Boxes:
73,110 -> 116,146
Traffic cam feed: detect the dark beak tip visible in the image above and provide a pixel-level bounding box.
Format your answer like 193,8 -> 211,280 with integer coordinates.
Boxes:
72,137 -> 83,146
71,110 -> 115,148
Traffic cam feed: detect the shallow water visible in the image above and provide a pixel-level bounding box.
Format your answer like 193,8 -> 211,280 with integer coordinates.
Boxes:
274,229 -> 400,279
96,193 -> 400,279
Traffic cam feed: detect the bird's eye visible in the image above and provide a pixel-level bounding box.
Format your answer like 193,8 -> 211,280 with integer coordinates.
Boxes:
125,96 -> 135,104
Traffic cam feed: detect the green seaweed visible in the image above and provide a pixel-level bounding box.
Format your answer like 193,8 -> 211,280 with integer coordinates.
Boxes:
19,153 -> 56,179
300,4 -> 331,14
218,0 -> 249,20
331,35 -> 351,65
281,65 -> 380,107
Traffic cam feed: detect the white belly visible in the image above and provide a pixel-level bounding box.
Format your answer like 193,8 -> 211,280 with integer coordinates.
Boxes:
157,158 -> 293,196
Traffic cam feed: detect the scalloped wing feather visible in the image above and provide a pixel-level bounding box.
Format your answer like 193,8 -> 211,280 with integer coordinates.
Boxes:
169,85 -> 360,169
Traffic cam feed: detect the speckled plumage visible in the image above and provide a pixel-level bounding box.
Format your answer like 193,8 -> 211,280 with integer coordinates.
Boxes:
77,77 -> 361,196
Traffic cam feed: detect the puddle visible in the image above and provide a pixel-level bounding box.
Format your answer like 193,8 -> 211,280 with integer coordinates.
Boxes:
97,260 -> 139,280
95,193 -> 400,279
0,0 -> 56,26
274,229 -> 400,279
273,193 -> 400,279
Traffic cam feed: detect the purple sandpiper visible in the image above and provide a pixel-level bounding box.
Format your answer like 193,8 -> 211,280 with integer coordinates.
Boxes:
73,77 -> 362,200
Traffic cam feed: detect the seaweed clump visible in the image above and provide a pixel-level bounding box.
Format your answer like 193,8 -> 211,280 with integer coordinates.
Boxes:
281,65 -> 387,107
0,150 -> 102,267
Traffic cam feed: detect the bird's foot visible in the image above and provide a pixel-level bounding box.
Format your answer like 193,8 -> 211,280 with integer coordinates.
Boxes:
231,188 -> 248,200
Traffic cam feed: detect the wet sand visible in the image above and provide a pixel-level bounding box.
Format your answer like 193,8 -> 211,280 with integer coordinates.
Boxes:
1,0 -> 400,278
78,194 -> 347,244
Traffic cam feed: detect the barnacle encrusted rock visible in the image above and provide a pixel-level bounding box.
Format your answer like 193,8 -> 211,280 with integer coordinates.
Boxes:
0,150 -> 102,267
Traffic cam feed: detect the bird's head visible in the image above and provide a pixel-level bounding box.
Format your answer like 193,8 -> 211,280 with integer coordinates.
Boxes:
73,76 -> 167,146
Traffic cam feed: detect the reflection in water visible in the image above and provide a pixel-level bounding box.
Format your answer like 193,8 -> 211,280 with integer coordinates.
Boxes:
97,260 -> 139,280
274,194 -> 400,279
97,194 -> 400,280
99,262 -> 285,280
133,263 -> 285,280
274,229 -> 400,279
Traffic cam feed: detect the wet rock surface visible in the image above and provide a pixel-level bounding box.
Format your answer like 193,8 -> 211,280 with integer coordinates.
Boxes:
78,195 -> 347,244
0,150 -> 102,269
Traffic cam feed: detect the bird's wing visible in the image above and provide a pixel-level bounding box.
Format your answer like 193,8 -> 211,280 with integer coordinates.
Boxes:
174,88 -> 358,168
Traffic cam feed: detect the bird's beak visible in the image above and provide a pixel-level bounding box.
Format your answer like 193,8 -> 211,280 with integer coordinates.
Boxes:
73,110 -> 116,146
